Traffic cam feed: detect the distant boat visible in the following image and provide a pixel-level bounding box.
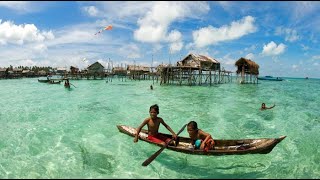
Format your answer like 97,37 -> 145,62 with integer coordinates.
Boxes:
257,76 -> 283,81
38,79 -> 50,83
48,80 -> 61,84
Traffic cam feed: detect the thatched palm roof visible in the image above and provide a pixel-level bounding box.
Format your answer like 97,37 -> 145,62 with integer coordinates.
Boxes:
177,53 -> 220,70
235,57 -> 259,75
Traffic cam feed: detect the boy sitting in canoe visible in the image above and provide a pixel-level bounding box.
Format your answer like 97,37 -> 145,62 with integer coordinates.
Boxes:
187,121 -> 215,151
134,104 -> 177,146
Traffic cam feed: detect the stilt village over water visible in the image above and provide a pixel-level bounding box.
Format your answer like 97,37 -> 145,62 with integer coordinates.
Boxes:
0,53 -> 261,85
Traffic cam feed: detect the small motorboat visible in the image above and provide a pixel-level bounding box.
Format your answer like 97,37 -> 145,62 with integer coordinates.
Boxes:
257,76 -> 283,81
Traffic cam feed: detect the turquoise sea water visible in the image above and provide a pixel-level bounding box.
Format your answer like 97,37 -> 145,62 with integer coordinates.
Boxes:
0,77 -> 319,178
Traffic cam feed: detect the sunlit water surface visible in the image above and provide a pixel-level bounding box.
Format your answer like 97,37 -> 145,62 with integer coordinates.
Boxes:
0,77 -> 319,178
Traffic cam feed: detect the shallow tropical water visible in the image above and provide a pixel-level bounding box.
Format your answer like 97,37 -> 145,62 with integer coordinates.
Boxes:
0,77 -> 319,178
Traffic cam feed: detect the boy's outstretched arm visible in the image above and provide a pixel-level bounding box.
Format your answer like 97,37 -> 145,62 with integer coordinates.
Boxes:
160,119 -> 177,140
134,119 -> 148,143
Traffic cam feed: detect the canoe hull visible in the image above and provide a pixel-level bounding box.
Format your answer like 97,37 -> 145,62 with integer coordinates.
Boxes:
48,81 -> 61,84
117,125 -> 286,156
38,79 -> 50,83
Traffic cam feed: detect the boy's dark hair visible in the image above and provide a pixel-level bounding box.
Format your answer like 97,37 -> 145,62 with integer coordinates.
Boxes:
187,121 -> 198,130
150,104 -> 159,114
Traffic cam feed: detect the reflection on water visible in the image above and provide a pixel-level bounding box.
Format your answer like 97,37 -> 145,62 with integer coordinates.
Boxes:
79,144 -> 116,174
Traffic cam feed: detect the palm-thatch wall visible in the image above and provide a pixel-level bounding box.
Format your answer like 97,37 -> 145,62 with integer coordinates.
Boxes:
112,67 -> 127,76
235,57 -> 259,84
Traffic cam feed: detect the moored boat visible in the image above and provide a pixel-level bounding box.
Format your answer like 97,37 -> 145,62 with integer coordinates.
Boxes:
38,79 -> 50,83
257,76 -> 283,81
117,125 -> 286,155
48,80 -> 61,84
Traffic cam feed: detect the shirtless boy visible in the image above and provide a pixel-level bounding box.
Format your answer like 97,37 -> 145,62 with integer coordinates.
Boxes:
134,104 -> 177,146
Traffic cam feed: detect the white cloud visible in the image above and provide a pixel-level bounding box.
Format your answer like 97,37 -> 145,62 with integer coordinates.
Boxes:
169,41 -> 183,54
90,1 -> 154,19
0,20 -> 55,45
244,45 -> 257,51
119,43 -> 141,59
261,41 -> 286,56
133,2 -> 185,43
291,2 -> 319,22
0,1 -> 30,11
167,30 -> 183,53
133,1 -> 209,53
192,16 -> 257,48
32,44 -> 47,53
0,2 -> 52,14
245,53 -> 255,60
292,64 -> 298,69
152,44 -> 163,54
312,55 -> 320,60
83,6 -> 99,17
166,30 -> 181,43
275,27 -> 299,42
217,54 -> 237,72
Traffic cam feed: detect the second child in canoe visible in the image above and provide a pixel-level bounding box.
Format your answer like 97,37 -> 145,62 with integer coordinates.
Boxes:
187,121 -> 215,151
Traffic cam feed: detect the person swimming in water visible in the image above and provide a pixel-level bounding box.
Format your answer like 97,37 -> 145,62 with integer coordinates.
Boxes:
260,103 -> 275,110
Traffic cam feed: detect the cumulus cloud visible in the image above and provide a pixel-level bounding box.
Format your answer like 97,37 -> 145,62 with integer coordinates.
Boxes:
275,27 -> 300,42
166,30 -> 181,43
192,16 -> 257,48
134,2 -> 183,43
261,41 -> 286,56
169,41 -> 183,54
167,30 -> 183,53
133,1 -> 209,53
0,20 -> 55,45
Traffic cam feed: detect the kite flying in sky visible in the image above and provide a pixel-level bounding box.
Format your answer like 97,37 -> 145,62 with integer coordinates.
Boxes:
94,25 -> 113,35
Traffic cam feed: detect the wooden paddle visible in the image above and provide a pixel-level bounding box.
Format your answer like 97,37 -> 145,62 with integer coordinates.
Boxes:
141,123 -> 187,166
70,83 -> 76,88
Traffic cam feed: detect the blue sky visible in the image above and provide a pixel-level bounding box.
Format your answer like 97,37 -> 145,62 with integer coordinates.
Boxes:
0,1 -> 319,78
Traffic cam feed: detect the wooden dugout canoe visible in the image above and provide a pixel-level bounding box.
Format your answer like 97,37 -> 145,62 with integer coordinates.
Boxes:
117,125 -> 286,156
48,80 -> 61,84
38,79 -> 50,83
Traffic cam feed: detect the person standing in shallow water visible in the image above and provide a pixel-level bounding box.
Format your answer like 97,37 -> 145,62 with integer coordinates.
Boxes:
150,85 -> 153,90
260,103 -> 275,110
134,104 -> 177,146
64,79 -> 70,87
